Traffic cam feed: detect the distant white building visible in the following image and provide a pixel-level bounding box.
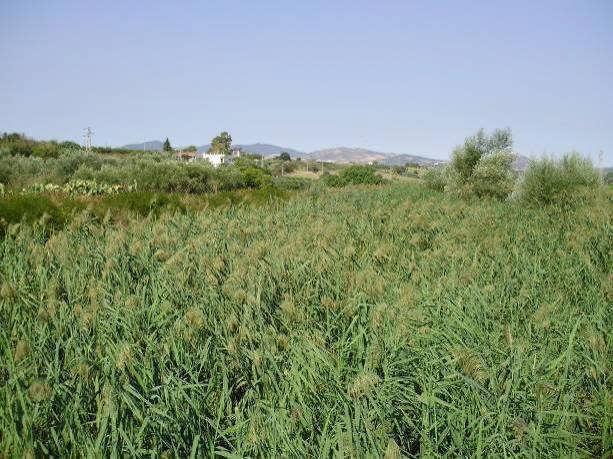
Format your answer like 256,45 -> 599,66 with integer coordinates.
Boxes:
194,148 -> 242,167
195,152 -> 226,167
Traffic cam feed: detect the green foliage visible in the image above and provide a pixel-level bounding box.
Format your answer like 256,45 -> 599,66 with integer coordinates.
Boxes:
23,179 -> 137,195
103,192 -> 186,216
163,137 -> 172,152
324,165 -> 384,187
272,176 -> 312,191
422,165 -> 449,191
469,150 -> 516,199
0,150 -> 281,195
514,153 -> 602,206
0,184 -> 610,456
278,152 -> 291,161
208,131 -> 232,155
239,167 -> 272,189
429,128 -> 516,200
452,128 -> 513,182
0,194 -> 85,235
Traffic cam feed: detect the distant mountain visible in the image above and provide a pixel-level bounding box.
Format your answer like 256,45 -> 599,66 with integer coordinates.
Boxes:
121,140 -> 164,151
227,143 -> 304,158
380,154 -> 445,167
305,147 -> 442,166
305,147 -> 389,164
121,141 -> 304,157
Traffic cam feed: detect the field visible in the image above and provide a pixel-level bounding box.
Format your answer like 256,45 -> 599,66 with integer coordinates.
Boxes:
0,182 -> 611,456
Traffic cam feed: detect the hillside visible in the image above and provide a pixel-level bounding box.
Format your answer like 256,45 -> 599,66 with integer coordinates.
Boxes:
198,143 -> 304,157
305,147 -> 443,166
121,140 -> 164,151
305,147 -> 389,164
380,154 -> 445,167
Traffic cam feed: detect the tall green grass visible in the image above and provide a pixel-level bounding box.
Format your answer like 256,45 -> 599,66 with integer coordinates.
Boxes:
0,183 -> 611,456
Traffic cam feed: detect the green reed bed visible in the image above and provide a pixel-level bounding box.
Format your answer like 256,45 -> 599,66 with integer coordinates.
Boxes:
0,184 -> 611,456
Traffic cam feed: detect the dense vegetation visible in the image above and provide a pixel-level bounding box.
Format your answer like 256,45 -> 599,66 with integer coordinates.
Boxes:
0,131 -> 611,456
422,129 -> 604,207
1,181 -> 611,456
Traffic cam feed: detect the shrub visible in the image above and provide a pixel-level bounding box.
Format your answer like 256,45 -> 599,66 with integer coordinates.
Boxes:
323,173 -> 347,188
427,128 -> 516,200
31,142 -> 61,159
239,167 -> 272,189
324,165 -> 384,187
272,176 -> 311,191
469,151 -> 516,199
0,194 -> 72,234
514,153 -> 602,206
102,192 -> 185,217
422,166 -> 449,192
451,128 -> 512,181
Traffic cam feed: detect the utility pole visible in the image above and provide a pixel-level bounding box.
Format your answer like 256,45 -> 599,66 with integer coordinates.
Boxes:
320,160 -> 324,175
598,150 -> 604,183
83,127 -> 93,153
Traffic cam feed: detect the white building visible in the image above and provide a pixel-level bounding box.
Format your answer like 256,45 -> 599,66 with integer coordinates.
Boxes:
195,152 -> 226,167
192,148 -> 242,167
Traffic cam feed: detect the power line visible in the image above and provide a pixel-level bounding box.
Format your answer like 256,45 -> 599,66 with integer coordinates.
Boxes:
83,127 -> 93,153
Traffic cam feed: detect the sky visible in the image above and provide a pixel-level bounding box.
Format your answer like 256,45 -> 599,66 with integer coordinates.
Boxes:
1,0 -> 612,163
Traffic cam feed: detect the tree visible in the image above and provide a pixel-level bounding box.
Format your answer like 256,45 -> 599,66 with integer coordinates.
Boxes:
452,128 -> 512,182
163,138 -> 172,152
208,132 -> 232,155
184,145 -> 197,152
278,152 -> 291,161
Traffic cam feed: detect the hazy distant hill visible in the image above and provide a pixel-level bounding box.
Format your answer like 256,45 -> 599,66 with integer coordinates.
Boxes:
305,147 -> 389,164
198,143 -> 304,157
380,154 -> 445,167
121,140 -> 164,151
305,147 -> 442,166
119,141 -> 534,170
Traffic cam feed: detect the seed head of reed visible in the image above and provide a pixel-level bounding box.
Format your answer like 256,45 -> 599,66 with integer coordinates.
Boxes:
0,282 -> 16,301
532,304 -> 552,329
451,348 -> 487,384
72,361 -> 91,381
184,307 -> 204,330
280,295 -> 301,323
14,339 -> 30,363
371,303 -> 388,329
226,314 -> 239,333
28,381 -> 52,402
276,333 -> 289,351
383,439 -> 401,459
348,372 -> 380,399
115,343 -> 133,370
154,249 -> 170,262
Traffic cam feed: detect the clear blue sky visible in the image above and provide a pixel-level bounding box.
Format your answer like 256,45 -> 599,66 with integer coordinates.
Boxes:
1,0 -> 612,162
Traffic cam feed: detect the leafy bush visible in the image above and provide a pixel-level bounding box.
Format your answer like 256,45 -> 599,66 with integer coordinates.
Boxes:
422,166 -> 449,192
514,153 -> 602,206
102,192 -> 185,217
324,165 -> 384,187
469,151 -> 516,199
272,176 -> 311,191
427,128 -> 516,200
0,194 -> 76,235
452,128 -> 512,181
323,173 -> 347,188
24,179 -> 136,195
239,166 -> 272,189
